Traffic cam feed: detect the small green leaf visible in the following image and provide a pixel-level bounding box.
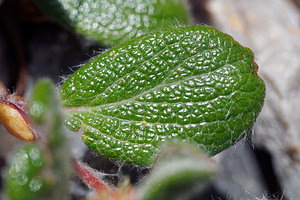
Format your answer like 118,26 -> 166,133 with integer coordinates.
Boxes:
4,145 -> 50,200
140,143 -> 217,200
33,0 -> 190,46
30,79 -> 71,200
30,79 -> 57,122
61,25 -> 265,165
30,79 -> 65,148
5,79 -> 71,200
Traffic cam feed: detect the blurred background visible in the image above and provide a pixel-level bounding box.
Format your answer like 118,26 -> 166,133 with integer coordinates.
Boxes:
0,0 -> 300,199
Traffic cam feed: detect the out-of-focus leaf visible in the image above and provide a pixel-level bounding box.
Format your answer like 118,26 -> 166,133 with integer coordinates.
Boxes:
5,79 -> 71,200
4,145 -> 50,200
33,0 -> 190,46
140,143 -> 217,200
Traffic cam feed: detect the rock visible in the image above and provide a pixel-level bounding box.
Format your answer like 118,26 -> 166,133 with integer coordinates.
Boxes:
207,0 -> 300,198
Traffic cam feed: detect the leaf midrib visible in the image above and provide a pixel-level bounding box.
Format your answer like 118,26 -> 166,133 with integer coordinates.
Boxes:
87,45 -> 228,106
64,46 -> 243,109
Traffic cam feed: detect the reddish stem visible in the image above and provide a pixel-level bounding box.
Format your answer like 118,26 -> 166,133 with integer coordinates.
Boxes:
72,158 -> 115,195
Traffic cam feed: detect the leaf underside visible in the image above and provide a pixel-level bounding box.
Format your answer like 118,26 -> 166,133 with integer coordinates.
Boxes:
61,25 -> 265,165
33,0 -> 190,46
142,144 -> 217,200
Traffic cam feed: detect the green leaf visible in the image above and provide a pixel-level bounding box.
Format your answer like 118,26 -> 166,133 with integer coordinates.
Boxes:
5,79 -> 71,200
4,145 -> 50,200
30,79 -> 65,148
61,25 -> 265,165
140,143 -> 217,200
30,79 -> 58,122
33,0 -> 190,46
30,79 -> 71,199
